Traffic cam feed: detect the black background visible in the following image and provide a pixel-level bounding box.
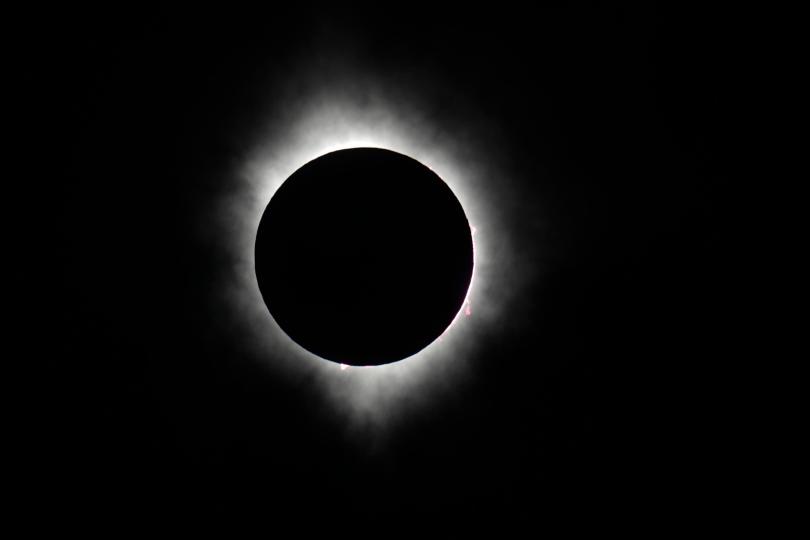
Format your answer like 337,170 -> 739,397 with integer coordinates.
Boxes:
26,3 -> 753,530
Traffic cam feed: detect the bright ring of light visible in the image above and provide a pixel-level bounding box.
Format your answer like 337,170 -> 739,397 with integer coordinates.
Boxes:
212,65 -> 527,429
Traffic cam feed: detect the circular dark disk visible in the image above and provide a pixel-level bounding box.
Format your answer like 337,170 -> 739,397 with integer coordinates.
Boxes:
255,148 -> 473,366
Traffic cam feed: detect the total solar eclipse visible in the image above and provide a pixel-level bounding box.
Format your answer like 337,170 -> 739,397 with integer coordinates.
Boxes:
255,148 -> 474,366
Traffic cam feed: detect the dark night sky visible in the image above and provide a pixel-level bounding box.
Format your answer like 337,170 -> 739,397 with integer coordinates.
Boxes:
25,3 -> 755,530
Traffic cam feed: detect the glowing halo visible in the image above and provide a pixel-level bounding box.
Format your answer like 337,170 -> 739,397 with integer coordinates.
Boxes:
212,65 -> 531,427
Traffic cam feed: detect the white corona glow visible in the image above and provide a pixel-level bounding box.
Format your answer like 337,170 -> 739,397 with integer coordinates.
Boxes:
214,65 -> 527,429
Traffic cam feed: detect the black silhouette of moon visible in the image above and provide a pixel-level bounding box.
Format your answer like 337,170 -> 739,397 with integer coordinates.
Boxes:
255,148 -> 473,366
